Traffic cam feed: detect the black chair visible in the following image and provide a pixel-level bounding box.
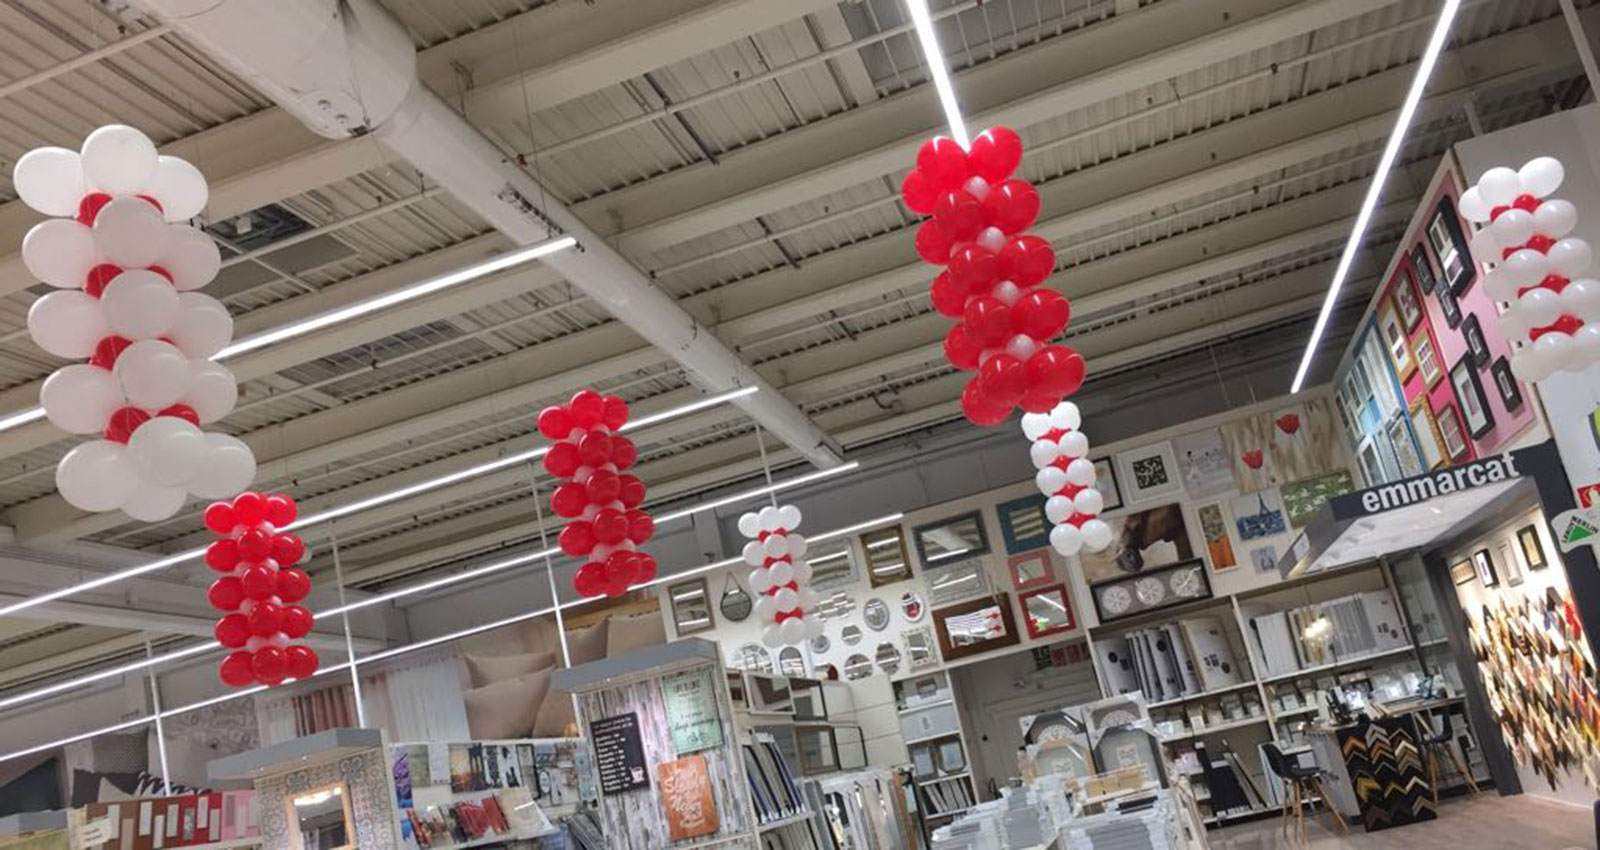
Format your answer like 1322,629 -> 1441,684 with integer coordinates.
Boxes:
1264,742 -> 1348,843
1416,709 -> 1480,803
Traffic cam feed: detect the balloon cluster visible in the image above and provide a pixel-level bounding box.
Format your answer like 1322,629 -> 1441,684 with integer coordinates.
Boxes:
1020,402 -> 1112,557
538,390 -> 658,598
738,505 -> 822,647
1462,157 -> 1600,381
203,492 -> 317,687
14,125 -> 253,521
901,127 -> 1085,426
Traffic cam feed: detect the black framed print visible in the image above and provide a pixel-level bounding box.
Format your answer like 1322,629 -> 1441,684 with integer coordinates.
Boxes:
1490,357 -> 1522,411
1412,243 -> 1437,294
1429,195 -> 1475,296
1462,313 -> 1490,368
1436,276 -> 1463,328
1450,354 -> 1495,439
912,510 -> 991,566
1473,547 -> 1499,587
1517,524 -> 1548,570
1394,270 -> 1424,331
1092,457 -> 1123,512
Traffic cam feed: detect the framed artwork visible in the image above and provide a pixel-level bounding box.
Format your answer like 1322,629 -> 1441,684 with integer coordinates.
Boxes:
1089,560 -> 1210,623
1412,329 -> 1443,388
1393,270 -> 1424,330
1517,524 -> 1548,570
1498,542 -> 1524,587
903,626 -> 937,670
1429,195 -> 1475,295
1171,428 -> 1235,498
668,577 -> 715,636
1230,488 -> 1288,541
1378,299 -> 1416,382
1116,441 -> 1181,503
1473,547 -> 1499,587
1386,413 -> 1424,477
861,525 -> 912,587
1280,471 -> 1355,529
1436,403 -> 1469,461
1194,500 -> 1237,573
1249,544 -> 1279,574
1436,278 -> 1463,328
1019,584 -> 1076,639
1092,457 -> 1123,511
1409,398 -> 1447,470
1412,243 -> 1438,294
912,510 -> 990,565
806,537 -> 859,591
1450,354 -> 1495,439
1449,559 -> 1476,585
924,557 -> 990,607
1462,314 -> 1490,368
996,494 -> 1051,553
1490,357 -> 1523,411
1077,502 -> 1194,586
1007,549 -> 1055,591
932,594 -> 1020,661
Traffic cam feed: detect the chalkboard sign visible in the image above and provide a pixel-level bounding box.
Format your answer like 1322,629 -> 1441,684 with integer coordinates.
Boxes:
590,712 -> 650,794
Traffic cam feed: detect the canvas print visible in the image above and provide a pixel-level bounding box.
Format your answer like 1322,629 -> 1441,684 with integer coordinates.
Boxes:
1093,457 -> 1123,511
1250,544 -> 1279,574
1077,503 -> 1194,586
1195,501 -> 1236,573
1219,410 -> 1280,492
1269,397 -> 1341,483
1230,488 -> 1288,542
1172,428 -> 1234,498
1281,471 -> 1355,529
1116,441 -> 1180,503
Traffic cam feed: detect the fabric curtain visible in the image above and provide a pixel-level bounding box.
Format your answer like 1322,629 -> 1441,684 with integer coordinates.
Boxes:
360,649 -> 470,742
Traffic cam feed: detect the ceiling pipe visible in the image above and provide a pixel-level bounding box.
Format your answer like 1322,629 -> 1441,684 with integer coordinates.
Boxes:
130,0 -> 843,469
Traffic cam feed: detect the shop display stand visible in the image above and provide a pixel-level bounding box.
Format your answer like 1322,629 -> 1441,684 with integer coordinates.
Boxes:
733,674 -> 867,778
891,670 -> 978,840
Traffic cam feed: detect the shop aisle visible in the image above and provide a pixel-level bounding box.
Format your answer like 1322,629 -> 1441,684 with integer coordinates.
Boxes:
1210,796 -> 1593,850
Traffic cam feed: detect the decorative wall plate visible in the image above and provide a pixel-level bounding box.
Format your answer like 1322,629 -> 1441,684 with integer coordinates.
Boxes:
1090,560 -> 1210,624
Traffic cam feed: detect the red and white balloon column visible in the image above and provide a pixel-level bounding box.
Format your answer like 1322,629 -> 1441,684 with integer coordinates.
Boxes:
1021,402 -> 1112,557
739,505 -> 821,647
15,125 -> 253,521
901,127 -> 1085,426
1461,157 -> 1600,380
538,390 -> 659,599
203,492 -> 317,687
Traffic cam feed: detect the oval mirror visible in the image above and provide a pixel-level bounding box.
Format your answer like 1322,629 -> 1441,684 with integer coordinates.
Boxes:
864,598 -> 890,631
810,634 -> 831,654
841,624 -> 864,646
875,642 -> 902,675
844,653 -> 872,680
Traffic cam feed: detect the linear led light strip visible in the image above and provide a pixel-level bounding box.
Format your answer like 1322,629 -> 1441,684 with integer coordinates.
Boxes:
0,460 -> 860,713
0,513 -> 902,764
0,384 -> 755,620
0,236 -> 578,435
1290,0 -> 1462,392
905,0 -> 969,148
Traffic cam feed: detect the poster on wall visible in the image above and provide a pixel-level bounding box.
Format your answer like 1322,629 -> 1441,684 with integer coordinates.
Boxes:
1171,428 -> 1234,498
658,755 -> 719,841
1219,411 -> 1279,492
1230,488 -> 1288,542
1281,472 -> 1355,529
1077,503 -> 1194,586
1194,501 -> 1236,572
590,713 -> 650,794
1269,399 -> 1341,483
661,667 -> 724,756
1116,441 -> 1181,503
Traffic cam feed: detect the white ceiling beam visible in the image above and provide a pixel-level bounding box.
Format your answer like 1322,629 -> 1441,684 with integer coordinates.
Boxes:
806,6 -> 880,108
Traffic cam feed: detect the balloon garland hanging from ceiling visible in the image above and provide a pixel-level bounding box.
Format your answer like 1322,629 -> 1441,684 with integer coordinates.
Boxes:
203,492 -> 318,687
1021,402 -> 1112,556
739,504 -> 821,647
902,127 -> 1085,426
15,125 -> 253,521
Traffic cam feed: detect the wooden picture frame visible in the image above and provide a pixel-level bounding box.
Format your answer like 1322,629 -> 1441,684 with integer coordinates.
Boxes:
1518,524 -> 1548,570
861,525 -> 912,587
932,594 -> 1020,661
912,510 -> 990,566
1412,329 -> 1443,388
1007,549 -> 1055,591
1019,584 -> 1076,639
1491,356 -> 1523,412
996,494 -> 1051,553
1409,397 -> 1447,470
1449,559 -> 1476,585
668,577 -> 715,636
1378,299 -> 1416,382
1436,402 -> 1469,461
1450,354 -> 1495,439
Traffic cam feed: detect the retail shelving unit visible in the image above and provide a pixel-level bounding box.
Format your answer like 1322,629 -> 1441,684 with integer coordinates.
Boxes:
891,670 -> 978,837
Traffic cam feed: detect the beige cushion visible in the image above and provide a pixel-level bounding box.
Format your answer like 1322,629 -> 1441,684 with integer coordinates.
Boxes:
462,651 -> 556,689
607,613 -> 667,655
517,618 -> 561,655
463,670 -> 552,740
533,690 -> 579,738
566,621 -> 609,665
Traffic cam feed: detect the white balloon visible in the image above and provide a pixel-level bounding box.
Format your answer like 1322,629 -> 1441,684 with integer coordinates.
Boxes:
93,197 -> 170,269
114,339 -> 189,409
40,364 -> 123,434
55,440 -> 136,513
1030,439 -> 1060,469
1498,305 -> 1529,342
81,124 -> 158,195
161,226 -> 222,291
991,280 -> 1021,306
773,587 -> 799,611
102,270 -> 178,339
22,219 -> 97,289
12,146 -> 85,217
962,176 -> 991,200
1518,287 -> 1562,329
777,504 -> 802,530
1457,186 -> 1491,222
1080,518 -> 1114,551
1020,413 -> 1051,441
1048,402 -> 1080,432
1519,156 -> 1565,198
1044,495 -> 1074,524
127,416 -> 203,487
737,512 -> 761,538
1065,457 -> 1097,487
788,534 -> 808,558
768,560 -> 794,586
743,540 -> 765,567
758,505 -> 779,531
1004,332 -> 1039,362
1468,226 -> 1501,269
1534,331 -> 1578,372
1510,349 -> 1548,383
1036,466 -> 1068,496
805,618 -> 824,640
1482,268 -> 1519,302
185,360 -> 238,423
791,560 -> 813,584
1561,279 -> 1600,321
1535,199 -> 1578,240
761,624 -> 782,648
121,480 -> 188,522
147,156 -> 208,221
167,292 -> 232,359
749,568 -> 773,593
28,290 -> 107,359
1057,430 -> 1089,459
1572,322 -> 1600,365
977,226 -> 1007,252
1478,167 -> 1522,207
188,433 -> 256,499
764,535 -> 789,558
1502,248 -> 1549,287
1049,523 -> 1082,556
1074,487 -> 1105,517
754,595 -> 777,621
1490,208 -> 1535,248
779,618 -> 806,646
1549,238 -> 1593,278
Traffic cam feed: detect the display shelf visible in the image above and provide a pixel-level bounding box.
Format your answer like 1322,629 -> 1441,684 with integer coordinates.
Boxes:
755,811 -> 815,833
1258,645 -> 1415,685
1148,681 -> 1260,709
1271,705 -> 1319,721
1157,715 -> 1268,743
918,772 -> 971,785
904,729 -> 962,747
925,806 -> 972,819
897,698 -> 954,715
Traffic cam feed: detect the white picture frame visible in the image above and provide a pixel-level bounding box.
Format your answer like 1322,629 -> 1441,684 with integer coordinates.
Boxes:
1116,441 -> 1181,504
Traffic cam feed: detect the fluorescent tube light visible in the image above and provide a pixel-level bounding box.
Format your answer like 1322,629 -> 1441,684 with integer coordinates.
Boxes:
905,0 -> 969,148
1290,0 -> 1461,393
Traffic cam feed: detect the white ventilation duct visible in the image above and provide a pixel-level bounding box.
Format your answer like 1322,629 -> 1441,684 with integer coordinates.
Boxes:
133,0 -> 843,468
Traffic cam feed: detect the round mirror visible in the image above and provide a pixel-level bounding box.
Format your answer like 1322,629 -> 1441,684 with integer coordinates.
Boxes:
844,653 -> 873,680
864,598 -> 890,631
810,634 -> 831,654
778,646 -> 805,677
900,591 -> 926,622
841,624 -> 864,646
720,575 -> 752,622
875,642 -> 901,675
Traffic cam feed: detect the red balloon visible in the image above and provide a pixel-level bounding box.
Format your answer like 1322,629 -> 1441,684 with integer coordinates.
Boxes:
917,136 -> 970,189
247,602 -> 281,637
559,521 -> 597,556
204,502 -> 238,534
947,245 -> 999,292
1026,346 -> 1086,397
635,553 -> 659,584
1018,388 -> 1059,414
610,436 -> 638,470
103,406 -> 150,444
281,605 -> 314,639
205,539 -> 241,572
1013,288 -> 1070,339
933,189 -> 984,241
569,390 -> 605,428
219,651 -> 255,686
544,442 -> 581,478
551,482 -> 589,518
943,323 -> 983,371
147,264 -> 173,284
618,475 -> 646,508
1555,314 -> 1585,335
592,508 -> 628,545
960,379 -> 1010,426
537,405 -> 573,440
265,494 -> 297,526
208,577 -> 245,612
963,296 -> 1013,347
77,192 -> 113,226
930,271 -> 967,318
277,567 -> 311,603
586,470 -> 622,505
241,565 -> 278,600
574,562 -> 607,598
84,264 -> 123,298
233,491 -> 267,526
285,645 -> 320,680
157,403 -> 199,427
270,533 -> 305,565
577,431 -> 612,467
1514,193 -> 1542,213
978,353 -> 1027,405
969,127 -> 1023,182
901,168 -> 938,214
983,179 -> 1040,234
914,219 -> 955,265
999,235 -> 1056,286
601,395 -> 629,431
605,550 -> 639,586
89,335 -> 132,369
604,573 -> 631,598
238,528 -> 272,561
215,614 -> 251,648
626,509 -> 655,544
252,647 -> 287,684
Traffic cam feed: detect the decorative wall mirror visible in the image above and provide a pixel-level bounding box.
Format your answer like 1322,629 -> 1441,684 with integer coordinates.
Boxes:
875,642 -> 902,675
719,574 -> 752,622
735,643 -> 774,674
924,556 -> 989,607
903,627 -> 937,670
805,537 -> 860,590
863,598 -> 890,631
844,653 -> 873,680
815,590 -> 857,621
778,646 -> 806,677
809,634 -> 830,654
1007,549 -> 1055,591
1020,584 -> 1076,639
912,510 -> 991,566
668,577 -> 715,636
996,494 -> 1051,553
840,624 -> 864,646
933,594 -> 1020,661
861,525 -> 912,587
899,591 -> 926,622
288,783 -> 352,850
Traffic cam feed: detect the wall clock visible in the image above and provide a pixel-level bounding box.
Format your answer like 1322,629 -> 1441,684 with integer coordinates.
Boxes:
1090,559 -> 1210,624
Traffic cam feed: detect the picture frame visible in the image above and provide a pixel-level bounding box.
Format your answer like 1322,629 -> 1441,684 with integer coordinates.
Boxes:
1436,403 -> 1469,461
1412,329 -> 1443,388
1429,194 -> 1475,296
1386,413 -> 1424,477
1412,243 -> 1438,294
1490,357 -> 1523,411
1116,441 -> 1181,503
911,510 -> 990,566
1409,398 -> 1447,470
1093,457 -> 1123,511
995,494 -> 1051,553
1498,541 -> 1523,587
932,594 -> 1021,661
1019,584 -> 1076,639
1077,502 -> 1195,586
1230,488 -> 1288,542
1393,270 -> 1424,331
1462,313 -> 1490,368
1473,547 -> 1499,587
903,626 -> 938,670
1089,560 -> 1210,623
1449,559 -> 1476,585
1517,524 -> 1548,570
1436,277 -> 1463,328
668,577 -> 715,636
924,556 -> 990,607
1007,549 -> 1055,591
860,525 -> 912,587
1194,500 -> 1237,573
1378,299 -> 1416,382
1450,354 -> 1495,439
